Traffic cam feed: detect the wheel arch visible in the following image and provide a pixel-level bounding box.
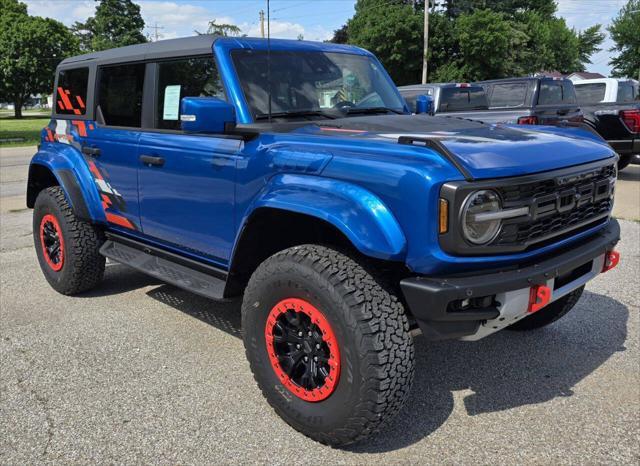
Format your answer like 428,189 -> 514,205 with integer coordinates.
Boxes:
225,175 -> 407,296
27,146 -> 105,223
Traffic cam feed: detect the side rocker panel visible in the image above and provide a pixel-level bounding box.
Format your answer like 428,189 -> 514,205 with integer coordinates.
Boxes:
236,173 -> 407,261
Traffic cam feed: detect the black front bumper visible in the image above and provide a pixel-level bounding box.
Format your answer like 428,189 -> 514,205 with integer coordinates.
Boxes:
400,219 -> 620,341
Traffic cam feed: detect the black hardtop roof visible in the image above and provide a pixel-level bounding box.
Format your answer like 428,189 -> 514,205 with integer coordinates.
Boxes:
477,76 -> 572,84
59,35 -> 217,68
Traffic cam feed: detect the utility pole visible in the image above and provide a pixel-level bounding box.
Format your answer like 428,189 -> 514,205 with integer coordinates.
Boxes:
259,10 -> 265,38
149,22 -> 164,41
421,1 -> 429,84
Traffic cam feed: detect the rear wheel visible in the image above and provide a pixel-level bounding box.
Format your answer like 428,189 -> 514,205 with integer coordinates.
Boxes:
33,186 -> 105,295
508,286 -> 584,331
242,245 -> 414,446
617,154 -> 631,171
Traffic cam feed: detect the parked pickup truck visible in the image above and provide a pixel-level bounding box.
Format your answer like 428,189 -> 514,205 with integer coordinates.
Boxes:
573,78 -> 640,170
29,36 -> 620,446
477,76 -> 584,125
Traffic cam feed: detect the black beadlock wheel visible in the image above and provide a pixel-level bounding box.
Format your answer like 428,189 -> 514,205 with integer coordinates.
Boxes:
33,186 -> 106,295
242,244 -> 415,447
507,285 -> 585,331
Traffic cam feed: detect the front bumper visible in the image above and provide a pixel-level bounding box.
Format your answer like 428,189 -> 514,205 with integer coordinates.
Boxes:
400,219 -> 620,341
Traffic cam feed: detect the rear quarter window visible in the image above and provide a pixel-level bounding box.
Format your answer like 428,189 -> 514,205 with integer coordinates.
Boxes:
488,83 -> 527,108
616,82 -> 637,103
438,87 -> 488,112
575,83 -> 606,104
55,67 -> 89,115
538,81 -> 577,105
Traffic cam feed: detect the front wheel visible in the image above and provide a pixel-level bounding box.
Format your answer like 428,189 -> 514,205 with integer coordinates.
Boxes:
242,245 -> 414,446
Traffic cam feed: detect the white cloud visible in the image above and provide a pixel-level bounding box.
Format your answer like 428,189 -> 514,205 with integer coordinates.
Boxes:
23,0 -> 96,24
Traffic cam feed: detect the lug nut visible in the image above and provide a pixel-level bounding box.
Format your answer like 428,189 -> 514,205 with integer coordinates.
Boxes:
298,331 -> 303,337
308,331 -> 312,336
313,356 -> 318,362
315,343 -> 320,349
296,344 -> 301,349
304,356 -> 308,362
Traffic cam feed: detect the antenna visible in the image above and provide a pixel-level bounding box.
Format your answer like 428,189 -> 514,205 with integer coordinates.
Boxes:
267,0 -> 272,123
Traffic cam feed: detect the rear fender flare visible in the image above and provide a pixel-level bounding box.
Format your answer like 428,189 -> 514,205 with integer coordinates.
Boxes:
28,144 -> 106,222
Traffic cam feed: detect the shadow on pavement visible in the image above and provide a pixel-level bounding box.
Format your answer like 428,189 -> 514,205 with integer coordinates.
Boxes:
101,276 -> 628,453
78,263 -> 162,297
147,284 -> 242,338
618,166 -> 640,182
349,290 -> 628,452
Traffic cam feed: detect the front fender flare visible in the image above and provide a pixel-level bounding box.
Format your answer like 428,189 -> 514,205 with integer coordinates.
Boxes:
29,144 -> 106,223
244,174 -> 407,260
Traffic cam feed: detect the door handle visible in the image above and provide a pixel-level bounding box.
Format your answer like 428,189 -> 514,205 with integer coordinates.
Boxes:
139,155 -> 165,167
82,146 -> 101,157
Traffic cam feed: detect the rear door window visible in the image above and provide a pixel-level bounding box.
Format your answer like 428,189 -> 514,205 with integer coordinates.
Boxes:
55,67 -> 89,115
538,81 -> 577,105
155,56 -> 225,130
438,87 -> 488,112
97,64 -> 146,127
575,83 -> 606,104
488,83 -> 527,108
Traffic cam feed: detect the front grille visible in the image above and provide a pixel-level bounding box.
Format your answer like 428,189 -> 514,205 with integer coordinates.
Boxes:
494,163 -> 615,248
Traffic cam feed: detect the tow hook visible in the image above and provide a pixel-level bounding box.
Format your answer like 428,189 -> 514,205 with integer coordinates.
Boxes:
601,250 -> 620,273
527,285 -> 551,313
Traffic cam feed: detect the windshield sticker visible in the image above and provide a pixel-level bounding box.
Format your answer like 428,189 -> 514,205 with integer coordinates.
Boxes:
163,85 -> 181,120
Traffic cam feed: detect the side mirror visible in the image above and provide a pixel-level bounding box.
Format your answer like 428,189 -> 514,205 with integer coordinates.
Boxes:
415,94 -> 434,115
180,97 -> 236,133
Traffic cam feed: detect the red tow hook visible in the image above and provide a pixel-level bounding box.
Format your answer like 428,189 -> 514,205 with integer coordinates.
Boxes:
528,285 -> 551,313
601,250 -> 620,273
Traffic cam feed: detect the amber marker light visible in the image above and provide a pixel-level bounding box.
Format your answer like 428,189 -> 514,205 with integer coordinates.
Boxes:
439,198 -> 449,234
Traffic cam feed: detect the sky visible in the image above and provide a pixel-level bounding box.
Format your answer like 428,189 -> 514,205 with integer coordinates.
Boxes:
23,0 -> 628,76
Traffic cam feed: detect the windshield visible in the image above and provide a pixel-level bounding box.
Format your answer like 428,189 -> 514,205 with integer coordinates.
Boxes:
231,50 -> 405,120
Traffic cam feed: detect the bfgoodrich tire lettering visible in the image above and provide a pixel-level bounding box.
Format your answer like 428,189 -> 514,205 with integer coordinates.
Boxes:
242,244 -> 415,446
33,186 -> 105,295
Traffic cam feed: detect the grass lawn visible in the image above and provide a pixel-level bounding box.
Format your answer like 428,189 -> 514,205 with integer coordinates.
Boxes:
0,114 -> 50,147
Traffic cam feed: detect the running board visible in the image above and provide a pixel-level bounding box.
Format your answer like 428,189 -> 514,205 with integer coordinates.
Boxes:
99,238 -> 226,300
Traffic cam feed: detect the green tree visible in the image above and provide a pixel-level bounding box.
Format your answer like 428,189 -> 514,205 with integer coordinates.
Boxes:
608,0 -> 640,79
346,0 -> 423,84
0,0 -> 78,118
342,0 -> 604,84
195,19 -> 242,36
72,0 -> 146,52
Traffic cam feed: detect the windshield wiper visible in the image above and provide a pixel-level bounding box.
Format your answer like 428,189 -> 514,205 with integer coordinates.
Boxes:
255,110 -> 336,120
345,107 -> 404,115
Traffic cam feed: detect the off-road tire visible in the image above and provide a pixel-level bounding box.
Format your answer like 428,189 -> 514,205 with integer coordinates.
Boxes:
508,285 -> 584,331
617,154 -> 631,171
242,244 -> 415,447
33,186 -> 105,294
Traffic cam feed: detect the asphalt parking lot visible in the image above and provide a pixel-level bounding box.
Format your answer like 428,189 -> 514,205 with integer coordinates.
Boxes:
1,146 -> 638,464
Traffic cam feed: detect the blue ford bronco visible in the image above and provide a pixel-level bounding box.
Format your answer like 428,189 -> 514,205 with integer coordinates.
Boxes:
29,36 -> 621,446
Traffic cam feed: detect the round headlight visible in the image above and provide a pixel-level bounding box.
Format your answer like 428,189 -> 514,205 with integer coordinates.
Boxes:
461,190 -> 502,245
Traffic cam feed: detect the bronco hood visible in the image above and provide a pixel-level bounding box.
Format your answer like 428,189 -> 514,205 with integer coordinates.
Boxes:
292,114 -> 615,179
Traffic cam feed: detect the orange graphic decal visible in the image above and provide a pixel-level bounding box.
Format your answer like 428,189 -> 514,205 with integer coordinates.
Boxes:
105,212 -> 135,229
